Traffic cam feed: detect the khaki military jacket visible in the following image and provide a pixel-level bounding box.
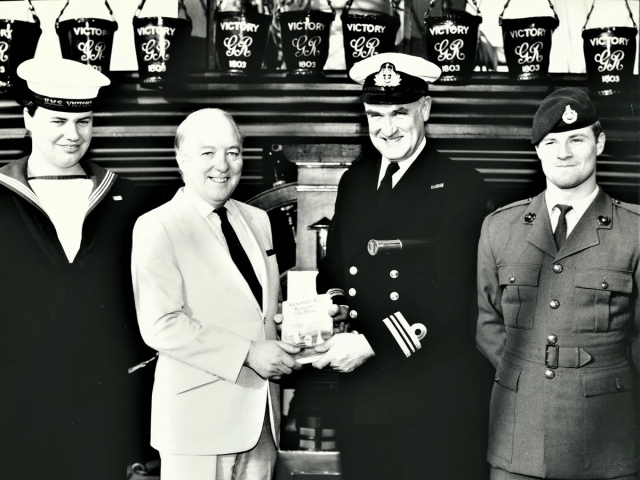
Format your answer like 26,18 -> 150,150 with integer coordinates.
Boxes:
477,188 -> 640,479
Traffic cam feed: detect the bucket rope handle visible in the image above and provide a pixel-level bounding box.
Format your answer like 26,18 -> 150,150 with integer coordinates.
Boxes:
583,0 -> 637,31
56,0 -> 117,27
499,0 -> 558,26
24,0 -> 40,25
343,0 -> 399,16
425,0 -> 481,19
276,0 -> 336,18
135,0 -> 192,22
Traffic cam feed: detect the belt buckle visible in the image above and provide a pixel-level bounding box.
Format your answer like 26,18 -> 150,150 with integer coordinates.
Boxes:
545,344 -> 559,369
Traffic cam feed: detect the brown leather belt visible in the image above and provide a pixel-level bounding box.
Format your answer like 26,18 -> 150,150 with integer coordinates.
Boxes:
505,338 -> 628,369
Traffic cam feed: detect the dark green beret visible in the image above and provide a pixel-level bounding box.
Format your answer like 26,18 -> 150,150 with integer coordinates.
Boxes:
531,88 -> 598,145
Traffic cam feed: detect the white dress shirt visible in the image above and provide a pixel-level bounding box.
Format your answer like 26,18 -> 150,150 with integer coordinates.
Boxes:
29,178 -> 93,262
545,185 -> 600,237
182,187 -> 266,290
377,137 -> 427,189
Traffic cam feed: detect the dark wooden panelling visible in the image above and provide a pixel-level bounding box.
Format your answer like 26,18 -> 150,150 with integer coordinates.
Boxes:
1,71 -> 638,206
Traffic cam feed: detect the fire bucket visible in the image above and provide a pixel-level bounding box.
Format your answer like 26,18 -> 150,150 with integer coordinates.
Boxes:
0,0 -> 41,91
341,0 -> 400,71
582,0 -> 638,96
214,5 -> 272,75
500,0 -> 558,81
56,0 -> 118,74
133,0 -> 192,89
424,0 -> 482,83
278,1 -> 335,76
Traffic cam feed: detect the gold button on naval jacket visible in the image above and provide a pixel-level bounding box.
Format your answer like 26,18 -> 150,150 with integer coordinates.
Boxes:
349,310 -> 358,319
547,335 -> 557,345
545,369 -> 555,379
390,292 -> 399,301
601,281 -> 609,289
553,264 -> 563,274
390,270 -> 399,279
509,276 -> 515,284
349,266 -> 358,275
549,300 -> 560,309
349,288 -> 356,297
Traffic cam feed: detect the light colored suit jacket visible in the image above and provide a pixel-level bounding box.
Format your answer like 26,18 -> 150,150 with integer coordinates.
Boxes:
132,189 -> 281,455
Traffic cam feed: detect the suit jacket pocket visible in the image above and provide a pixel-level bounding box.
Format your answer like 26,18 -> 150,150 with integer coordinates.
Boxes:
498,264 -> 541,330
574,268 -> 632,333
488,361 -> 522,463
173,366 -> 221,394
582,366 -> 637,468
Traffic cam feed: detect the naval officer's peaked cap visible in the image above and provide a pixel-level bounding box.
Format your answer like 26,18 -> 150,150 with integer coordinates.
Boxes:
531,87 -> 599,145
17,58 -> 110,113
349,53 -> 441,105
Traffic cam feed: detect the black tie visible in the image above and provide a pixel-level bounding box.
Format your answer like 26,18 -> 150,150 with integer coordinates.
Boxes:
214,207 -> 262,309
378,161 -> 400,206
553,204 -> 573,251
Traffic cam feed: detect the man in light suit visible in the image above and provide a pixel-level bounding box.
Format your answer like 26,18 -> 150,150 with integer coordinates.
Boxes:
132,108 -> 301,480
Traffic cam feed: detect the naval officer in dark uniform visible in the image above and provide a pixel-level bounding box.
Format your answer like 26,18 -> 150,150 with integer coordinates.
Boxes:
477,88 -> 640,480
0,58 -> 150,479
314,53 -> 488,480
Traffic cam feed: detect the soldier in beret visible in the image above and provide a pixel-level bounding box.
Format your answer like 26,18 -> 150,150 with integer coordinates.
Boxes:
314,53 -> 489,479
0,58 -> 152,479
477,87 -> 640,480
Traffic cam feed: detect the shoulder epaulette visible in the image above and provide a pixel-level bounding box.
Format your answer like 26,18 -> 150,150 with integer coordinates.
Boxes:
612,198 -> 640,216
489,197 -> 532,216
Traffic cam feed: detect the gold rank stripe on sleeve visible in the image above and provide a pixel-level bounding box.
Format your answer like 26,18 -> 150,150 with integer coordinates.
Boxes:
327,288 -> 346,299
382,312 -> 422,358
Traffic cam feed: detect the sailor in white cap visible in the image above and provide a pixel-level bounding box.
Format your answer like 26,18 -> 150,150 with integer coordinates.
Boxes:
314,53 -> 490,480
0,58 -> 152,479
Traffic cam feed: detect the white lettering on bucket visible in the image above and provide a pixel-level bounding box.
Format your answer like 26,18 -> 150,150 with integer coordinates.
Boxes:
434,38 -> 465,61
141,39 -> 171,62
0,42 -> 8,62
346,23 -> 386,34
429,25 -> 469,36
589,36 -> 629,47
220,22 -> 259,33
509,28 -> 545,39
292,35 -> 322,57
136,26 -> 176,37
77,39 -> 106,62
73,27 -> 110,37
0,24 -> 13,40
287,18 -> 326,31
224,35 -> 253,57
350,36 -> 380,58
514,41 -> 543,64
595,49 -> 625,72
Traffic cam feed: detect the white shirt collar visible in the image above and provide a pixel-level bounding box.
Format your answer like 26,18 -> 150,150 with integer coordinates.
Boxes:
182,186 -> 230,218
545,184 -> 599,235
377,137 -> 427,189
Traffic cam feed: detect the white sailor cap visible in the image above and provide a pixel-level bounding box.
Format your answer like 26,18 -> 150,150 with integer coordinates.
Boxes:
17,58 -> 110,112
349,53 -> 441,104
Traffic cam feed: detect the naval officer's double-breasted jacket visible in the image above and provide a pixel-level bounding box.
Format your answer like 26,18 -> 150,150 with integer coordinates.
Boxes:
317,144 -> 487,425
477,188 -> 640,479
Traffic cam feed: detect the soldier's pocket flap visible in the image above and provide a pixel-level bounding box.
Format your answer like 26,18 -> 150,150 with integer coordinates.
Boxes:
583,369 -> 636,397
575,268 -> 632,293
497,264 -> 541,287
495,361 -> 522,392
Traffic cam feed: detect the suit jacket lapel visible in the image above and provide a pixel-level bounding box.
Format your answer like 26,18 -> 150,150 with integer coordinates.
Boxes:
525,193 -> 557,258
173,191 -> 261,314
555,188 -> 610,262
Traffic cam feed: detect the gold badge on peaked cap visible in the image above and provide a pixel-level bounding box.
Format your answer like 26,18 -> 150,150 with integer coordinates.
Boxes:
562,105 -> 577,124
374,62 -> 402,87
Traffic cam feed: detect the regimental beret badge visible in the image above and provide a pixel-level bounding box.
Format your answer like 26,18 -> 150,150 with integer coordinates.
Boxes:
374,62 -> 402,88
562,105 -> 577,124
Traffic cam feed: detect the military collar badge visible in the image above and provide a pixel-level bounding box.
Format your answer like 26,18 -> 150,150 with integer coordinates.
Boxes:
562,105 -> 577,124
374,62 -> 402,88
